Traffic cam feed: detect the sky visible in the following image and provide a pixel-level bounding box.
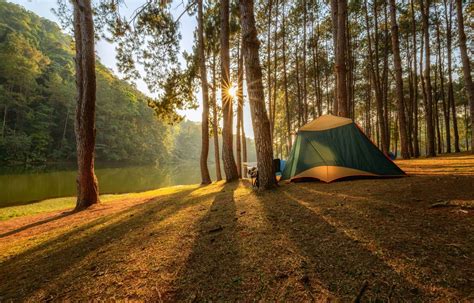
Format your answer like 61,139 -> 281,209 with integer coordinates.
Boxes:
9,0 -> 254,137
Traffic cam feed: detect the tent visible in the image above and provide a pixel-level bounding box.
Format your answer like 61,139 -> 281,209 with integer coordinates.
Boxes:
281,114 -> 406,183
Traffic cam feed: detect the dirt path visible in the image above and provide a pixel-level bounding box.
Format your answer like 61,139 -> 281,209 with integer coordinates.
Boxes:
0,154 -> 473,301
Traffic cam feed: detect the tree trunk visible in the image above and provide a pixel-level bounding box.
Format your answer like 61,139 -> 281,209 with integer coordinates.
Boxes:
295,39 -> 302,127
433,59 -> 442,154
1,105 -> 7,138
325,39 -> 331,114
411,0 -> 420,157
272,0 -> 279,137
444,0 -> 460,152
211,53 -> 222,181
198,0 -> 211,184
266,0 -> 273,133
282,0 -> 292,150
419,33 -> 428,154
60,107 -> 70,149
346,10 -> 355,119
220,0 -> 239,181
239,0 -> 276,190
311,21 -> 322,118
455,0 -> 474,153
366,67 -> 372,138
334,0 -> 348,117
72,0 -> 99,211
420,0 -> 436,156
464,103 -> 470,150
236,39 -> 243,178
435,12 -> 449,153
364,0 -> 388,154
406,32 -> 415,156
389,0 -> 409,159
241,114 -> 247,178
302,0 -> 308,123
382,2 -> 390,151
331,0 -> 339,115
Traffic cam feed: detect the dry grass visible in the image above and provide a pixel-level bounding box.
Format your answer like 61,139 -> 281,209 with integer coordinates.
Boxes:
0,153 -> 473,302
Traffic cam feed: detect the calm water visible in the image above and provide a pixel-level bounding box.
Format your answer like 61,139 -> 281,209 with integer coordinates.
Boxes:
0,162 -> 216,206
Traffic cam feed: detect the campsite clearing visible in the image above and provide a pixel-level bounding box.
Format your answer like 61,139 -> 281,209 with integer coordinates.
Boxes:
0,153 -> 473,301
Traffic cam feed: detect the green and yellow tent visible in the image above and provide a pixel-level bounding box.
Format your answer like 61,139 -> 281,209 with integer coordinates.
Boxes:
282,114 -> 406,183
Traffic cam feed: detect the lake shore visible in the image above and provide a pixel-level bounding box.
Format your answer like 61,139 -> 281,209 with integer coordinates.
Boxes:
0,153 -> 473,301
0,161 -> 218,207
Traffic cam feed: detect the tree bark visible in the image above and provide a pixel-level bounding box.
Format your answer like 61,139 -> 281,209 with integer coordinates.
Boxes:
405,32 -> 415,156
455,0 -> 474,153
365,67 -> 372,138
302,0 -> 308,123
419,31 -> 429,155
382,2 -> 390,151
465,103 -> 470,150
334,0 -> 348,117
295,39 -> 302,127
272,0 -> 279,137
198,0 -> 211,184
433,56 -> 442,154
444,0 -> 460,152
72,0 -> 99,211
389,0 -> 409,159
282,0 -> 292,150
266,0 -> 273,133
311,21 -> 322,117
435,12 -> 449,153
411,0 -> 420,157
364,0 -> 388,154
420,0 -> 436,156
236,39 -> 243,177
331,0 -> 339,115
220,0 -> 239,181
239,0 -> 276,190
241,114 -> 247,178
211,53 -> 222,181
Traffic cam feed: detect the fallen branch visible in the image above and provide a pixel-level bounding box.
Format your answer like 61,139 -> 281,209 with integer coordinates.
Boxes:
208,226 -> 223,233
429,201 -> 454,208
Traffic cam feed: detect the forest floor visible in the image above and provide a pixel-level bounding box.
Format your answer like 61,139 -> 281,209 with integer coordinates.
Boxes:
0,153 -> 473,302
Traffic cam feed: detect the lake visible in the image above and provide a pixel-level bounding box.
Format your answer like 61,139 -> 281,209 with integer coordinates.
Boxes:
0,162 -> 216,207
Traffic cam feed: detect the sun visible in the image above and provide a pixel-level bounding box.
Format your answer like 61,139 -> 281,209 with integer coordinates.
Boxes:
228,85 -> 238,99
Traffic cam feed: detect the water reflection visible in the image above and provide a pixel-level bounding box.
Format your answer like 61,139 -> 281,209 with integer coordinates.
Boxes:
0,162 -> 216,206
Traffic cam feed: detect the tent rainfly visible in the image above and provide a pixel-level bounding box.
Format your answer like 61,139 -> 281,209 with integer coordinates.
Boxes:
281,114 -> 406,183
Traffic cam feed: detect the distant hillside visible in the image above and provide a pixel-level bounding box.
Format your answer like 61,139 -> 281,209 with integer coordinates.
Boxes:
0,0 -> 255,165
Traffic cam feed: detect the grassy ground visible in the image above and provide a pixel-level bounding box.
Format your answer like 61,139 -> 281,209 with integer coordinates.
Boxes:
0,186 -> 193,221
0,153 -> 473,301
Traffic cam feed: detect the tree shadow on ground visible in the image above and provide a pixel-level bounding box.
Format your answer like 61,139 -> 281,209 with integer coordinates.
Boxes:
165,181 -> 241,302
0,210 -> 74,238
256,188 -> 451,301
0,187 -> 209,301
292,183 -> 473,299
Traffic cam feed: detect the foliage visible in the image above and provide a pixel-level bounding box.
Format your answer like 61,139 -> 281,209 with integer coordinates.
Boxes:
0,0 -> 233,165
253,0 -> 472,157
94,0 -> 197,122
